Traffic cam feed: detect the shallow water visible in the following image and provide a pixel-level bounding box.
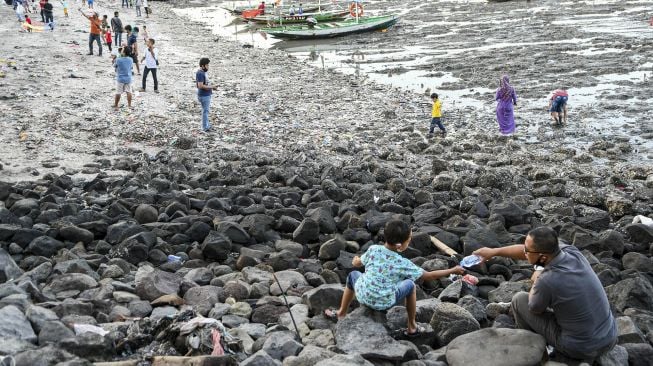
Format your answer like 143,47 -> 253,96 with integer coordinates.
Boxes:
175,0 -> 653,161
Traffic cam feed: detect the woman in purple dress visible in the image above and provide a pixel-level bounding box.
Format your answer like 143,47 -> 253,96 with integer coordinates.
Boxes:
495,75 -> 517,135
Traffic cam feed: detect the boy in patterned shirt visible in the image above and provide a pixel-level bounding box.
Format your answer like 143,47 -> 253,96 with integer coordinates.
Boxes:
325,219 -> 464,336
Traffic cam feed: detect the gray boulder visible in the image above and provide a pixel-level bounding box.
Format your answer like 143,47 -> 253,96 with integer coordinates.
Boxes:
183,286 -> 225,316
0,305 -> 37,343
622,343 -> 653,366
0,248 -> 23,282
261,331 -> 303,360
430,302 -> 480,346
59,226 -> 94,244
490,201 -> 532,227
301,284 -> 343,316
270,270 -> 309,296
597,344 -> 628,366
59,332 -> 115,362
14,344 -> 79,365
622,253 -> 651,273
135,265 -> 181,301
241,350 -> 282,366
134,204 -> 158,224
335,307 -> 412,361
318,236 -> 346,260
202,231 -> 233,261
625,224 -> 653,245
307,207 -> 337,234
293,218 -> 320,244
446,328 -> 546,366
283,345 -> 336,366
488,282 -> 530,303
27,236 -> 65,257
38,321 -> 75,345
26,304 -> 59,333
46,273 -> 99,294
314,354 -> 375,366
606,277 -> 653,313
616,316 -> 647,344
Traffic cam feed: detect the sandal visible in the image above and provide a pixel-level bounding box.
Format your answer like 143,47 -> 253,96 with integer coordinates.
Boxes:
323,308 -> 339,322
402,325 -> 426,338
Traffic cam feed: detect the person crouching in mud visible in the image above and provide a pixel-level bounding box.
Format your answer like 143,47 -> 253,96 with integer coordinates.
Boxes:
324,219 -> 464,337
548,89 -> 568,126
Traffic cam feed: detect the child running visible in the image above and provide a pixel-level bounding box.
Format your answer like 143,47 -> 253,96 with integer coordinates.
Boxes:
324,219 -> 464,336
104,28 -> 112,52
428,92 -> 446,138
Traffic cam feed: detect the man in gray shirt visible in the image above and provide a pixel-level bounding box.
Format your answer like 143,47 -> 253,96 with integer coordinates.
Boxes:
474,227 -> 617,361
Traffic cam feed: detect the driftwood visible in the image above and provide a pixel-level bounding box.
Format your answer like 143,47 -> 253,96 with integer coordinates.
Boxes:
94,355 -> 237,366
430,235 -> 458,257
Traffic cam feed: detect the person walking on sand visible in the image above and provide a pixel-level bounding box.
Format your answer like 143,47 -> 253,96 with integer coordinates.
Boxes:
114,45 -> 134,110
143,0 -> 149,18
135,0 -> 141,17
473,227 -> 617,362
111,12 -> 123,47
121,0 -> 127,7
495,74 -> 517,135
104,27 -> 112,52
323,219 -> 465,337
59,0 -> 68,17
86,0 -> 93,9
80,9 -> 102,56
140,38 -> 158,93
196,57 -> 218,132
428,92 -> 446,138
548,89 -> 568,126
127,25 -> 141,75
42,0 -> 54,30
39,0 -> 45,22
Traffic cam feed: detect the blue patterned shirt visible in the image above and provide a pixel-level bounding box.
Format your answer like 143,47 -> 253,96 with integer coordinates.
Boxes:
354,245 -> 425,310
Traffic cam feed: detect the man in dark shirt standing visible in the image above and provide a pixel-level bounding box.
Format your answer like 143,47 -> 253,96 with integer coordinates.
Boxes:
110,12 -> 123,47
42,0 -> 54,30
474,227 -> 617,362
196,58 -> 217,133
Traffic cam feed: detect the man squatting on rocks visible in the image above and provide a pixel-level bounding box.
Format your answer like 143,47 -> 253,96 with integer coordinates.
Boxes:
324,219 -> 465,336
474,226 -> 617,361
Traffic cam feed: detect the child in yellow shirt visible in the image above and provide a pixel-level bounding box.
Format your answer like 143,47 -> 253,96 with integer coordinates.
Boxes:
428,93 -> 446,138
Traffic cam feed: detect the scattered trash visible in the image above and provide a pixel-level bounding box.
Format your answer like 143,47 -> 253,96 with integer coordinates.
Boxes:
73,323 -> 109,336
462,274 -> 479,286
167,254 -> 182,263
460,254 -> 483,268
633,215 -> 653,228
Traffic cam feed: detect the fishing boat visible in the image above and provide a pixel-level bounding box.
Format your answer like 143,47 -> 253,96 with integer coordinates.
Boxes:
224,3 -> 321,15
260,14 -> 399,39
245,10 -> 350,24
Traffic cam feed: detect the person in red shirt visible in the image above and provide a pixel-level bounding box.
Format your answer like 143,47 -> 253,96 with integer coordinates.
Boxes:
25,14 -> 32,32
39,0 -> 46,22
105,29 -> 112,52
257,1 -> 265,15
548,89 -> 568,125
79,8 -> 103,56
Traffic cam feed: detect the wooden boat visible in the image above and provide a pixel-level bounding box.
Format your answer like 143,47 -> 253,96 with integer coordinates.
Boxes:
225,4 -> 321,15
260,14 -> 399,40
244,10 -> 350,24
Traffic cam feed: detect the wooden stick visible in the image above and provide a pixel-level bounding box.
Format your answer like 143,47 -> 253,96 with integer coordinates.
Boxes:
430,235 -> 458,257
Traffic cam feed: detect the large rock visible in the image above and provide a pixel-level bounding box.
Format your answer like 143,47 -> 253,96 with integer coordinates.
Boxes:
488,282 -> 530,303
293,218 -> 320,244
0,248 -> 23,282
606,277 -> 653,313
183,286 -> 225,316
59,332 -> 116,361
446,328 -> 546,366
625,224 -> 653,245
307,207 -> 337,234
622,343 -> 653,366
0,305 -> 37,343
335,307 -> 412,361
490,202 -> 532,227
202,231 -> 233,261
318,236 -> 346,260
46,273 -> 99,294
301,284 -> 343,316
109,237 -> 150,265
134,204 -> 158,224
261,331 -> 303,360
616,316 -> 647,344
597,344 -> 628,366
270,270 -> 309,296
283,345 -> 336,366
58,225 -> 94,244
429,302 -> 480,346
241,350 -> 282,366
315,354 -> 375,366
462,228 -> 500,256
622,252 -> 651,273
27,236 -> 65,257
135,265 -> 181,301
215,221 -> 251,244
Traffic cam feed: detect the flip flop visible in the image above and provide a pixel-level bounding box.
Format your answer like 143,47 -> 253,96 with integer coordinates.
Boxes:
323,308 -> 339,322
402,326 -> 426,338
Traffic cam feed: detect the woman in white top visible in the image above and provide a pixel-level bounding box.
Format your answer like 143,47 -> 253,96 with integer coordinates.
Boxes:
140,38 -> 158,92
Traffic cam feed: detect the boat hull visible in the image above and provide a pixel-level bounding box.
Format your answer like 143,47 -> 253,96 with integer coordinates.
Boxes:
262,15 -> 399,40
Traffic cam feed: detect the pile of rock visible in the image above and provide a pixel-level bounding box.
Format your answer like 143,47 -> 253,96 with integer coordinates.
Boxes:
0,144 -> 652,365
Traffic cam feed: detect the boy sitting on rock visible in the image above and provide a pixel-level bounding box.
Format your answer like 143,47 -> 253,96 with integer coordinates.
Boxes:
325,219 -> 464,336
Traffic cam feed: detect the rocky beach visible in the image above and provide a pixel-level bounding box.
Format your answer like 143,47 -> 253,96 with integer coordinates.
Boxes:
1,0 -> 652,365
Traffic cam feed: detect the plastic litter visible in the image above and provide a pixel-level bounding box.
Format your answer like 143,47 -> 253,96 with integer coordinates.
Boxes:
73,323 -> 109,336
462,274 -> 479,286
460,254 -> 482,268
167,254 -> 182,263
632,215 -> 653,227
